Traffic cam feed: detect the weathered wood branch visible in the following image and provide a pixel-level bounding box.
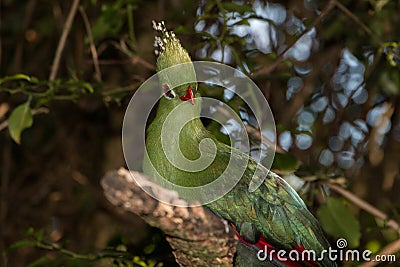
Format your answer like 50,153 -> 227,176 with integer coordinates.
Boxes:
101,168 -> 237,266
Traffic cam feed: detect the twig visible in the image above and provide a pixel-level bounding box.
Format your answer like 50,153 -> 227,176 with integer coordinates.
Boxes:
110,40 -> 155,71
251,0 -> 336,78
325,183 -> 400,234
245,125 -> 286,154
358,238 -> 400,267
78,6 -> 102,82
49,0 -> 80,81
333,0 -> 381,45
129,55 -> 156,71
101,168 -> 237,267
212,105 -> 285,154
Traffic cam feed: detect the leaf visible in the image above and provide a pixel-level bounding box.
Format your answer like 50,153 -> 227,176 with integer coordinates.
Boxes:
27,227 -> 45,242
317,197 -> 361,248
81,81 -> 94,93
220,3 -> 253,13
174,25 -> 196,34
0,74 -> 34,84
8,240 -> 37,250
8,102 -> 33,144
271,153 -> 299,172
27,257 -> 55,267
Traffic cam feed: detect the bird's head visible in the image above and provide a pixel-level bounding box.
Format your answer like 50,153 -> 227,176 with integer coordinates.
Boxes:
153,21 -> 197,105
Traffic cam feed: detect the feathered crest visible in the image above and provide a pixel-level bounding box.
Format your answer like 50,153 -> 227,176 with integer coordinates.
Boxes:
152,20 -> 178,56
152,20 -> 192,71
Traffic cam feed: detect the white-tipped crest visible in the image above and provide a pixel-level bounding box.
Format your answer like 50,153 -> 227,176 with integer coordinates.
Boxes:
151,20 -> 192,72
152,20 -> 179,56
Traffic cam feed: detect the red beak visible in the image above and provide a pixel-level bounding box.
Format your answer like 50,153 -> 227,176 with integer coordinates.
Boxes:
179,86 -> 195,104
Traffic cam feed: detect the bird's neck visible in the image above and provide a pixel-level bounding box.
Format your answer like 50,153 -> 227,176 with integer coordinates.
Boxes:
150,96 -> 211,163
151,96 -> 206,141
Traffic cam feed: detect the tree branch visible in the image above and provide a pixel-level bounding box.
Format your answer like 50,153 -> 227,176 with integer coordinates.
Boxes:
101,168 -> 237,267
49,0 -> 80,81
251,0 -> 336,78
358,238 -> 400,267
79,6 -> 102,82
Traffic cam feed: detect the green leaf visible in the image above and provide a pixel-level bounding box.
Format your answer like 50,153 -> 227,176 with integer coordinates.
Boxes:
83,82 -> 94,93
271,153 -> 299,172
132,256 -> 149,267
27,227 -> 45,242
0,74 -> 34,84
8,102 -> 33,144
27,257 -> 55,267
220,3 -> 253,13
317,197 -> 361,248
8,240 -> 37,250
174,25 -> 196,34
365,239 -> 381,254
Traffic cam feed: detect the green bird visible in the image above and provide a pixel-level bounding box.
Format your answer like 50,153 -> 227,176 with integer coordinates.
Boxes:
143,21 -> 337,267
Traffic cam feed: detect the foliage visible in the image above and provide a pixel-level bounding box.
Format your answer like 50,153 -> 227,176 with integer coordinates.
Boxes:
7,228 -> 166,267
7,101 -> 33,143
317,197 -> 361,248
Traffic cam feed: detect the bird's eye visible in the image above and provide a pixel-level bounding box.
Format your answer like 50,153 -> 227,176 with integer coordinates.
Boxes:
162,83 -> 176,100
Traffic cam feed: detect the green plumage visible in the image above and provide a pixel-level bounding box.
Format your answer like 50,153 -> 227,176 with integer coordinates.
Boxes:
144,22 -> 336,267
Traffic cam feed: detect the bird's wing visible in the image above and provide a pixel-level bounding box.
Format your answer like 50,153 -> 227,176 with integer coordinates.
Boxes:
207,144 -> 335,267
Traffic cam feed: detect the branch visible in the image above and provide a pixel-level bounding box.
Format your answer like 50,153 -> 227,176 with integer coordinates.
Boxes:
251,0 -> 336,78
49,0 -> 80,81
101,168 -> 237,267
79,6 -> 102,82
333,0 -> 381,45
358,238 -> 400,267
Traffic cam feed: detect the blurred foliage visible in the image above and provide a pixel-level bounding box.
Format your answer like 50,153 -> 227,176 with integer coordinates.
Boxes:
317,197 -> 361,248
1,0 -> 400,266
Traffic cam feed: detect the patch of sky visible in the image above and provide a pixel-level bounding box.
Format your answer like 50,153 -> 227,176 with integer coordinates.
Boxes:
284,28 -> 316,61
323,107 -> 335,124
329,136 -> 344,152
337,150 -> 355,169
210,44 -> 233,63
224,87 -> 235,101
220,118 -> 244,138
352,86 -> 368,104
295,133 -> 313,150
286,76 -> 303,100
261,129 -> 276,143
339,121 -> 352,139
297,110 -> 315,127
354,119 -> 369,133
310,96 -> 328,112
319,149 -> 334,166
331,49 -> 366,107
279,131 -> 292,151
294,63 -> 312,76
